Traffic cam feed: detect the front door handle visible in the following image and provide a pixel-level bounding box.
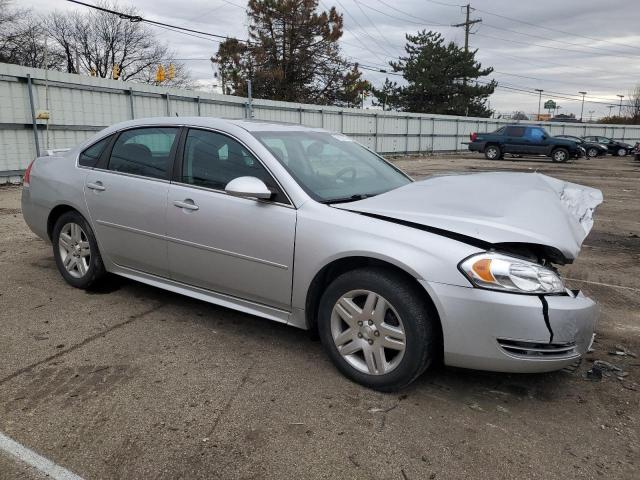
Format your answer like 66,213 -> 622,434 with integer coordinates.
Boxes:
173,199 -> 199,211
86,181 -> 105,191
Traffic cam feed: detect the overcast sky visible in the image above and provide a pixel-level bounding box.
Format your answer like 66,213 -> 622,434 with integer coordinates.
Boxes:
28,0 -> 640,118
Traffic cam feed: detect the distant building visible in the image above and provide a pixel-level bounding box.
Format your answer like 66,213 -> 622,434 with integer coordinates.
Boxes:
535,113 -> 552,121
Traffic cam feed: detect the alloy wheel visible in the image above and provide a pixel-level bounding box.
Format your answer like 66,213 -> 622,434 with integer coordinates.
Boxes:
486,147 -> 498,159
587,148 -> 598,158
330,289 -> 406,375
617,148 -> 627,157
58,222 -> 91,278
553,150 -> 567,162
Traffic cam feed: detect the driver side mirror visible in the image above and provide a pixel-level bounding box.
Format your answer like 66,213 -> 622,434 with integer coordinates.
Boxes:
225,176 -> 272,200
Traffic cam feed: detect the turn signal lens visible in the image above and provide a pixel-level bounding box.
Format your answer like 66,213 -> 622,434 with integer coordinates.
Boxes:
460,252 -> 565,294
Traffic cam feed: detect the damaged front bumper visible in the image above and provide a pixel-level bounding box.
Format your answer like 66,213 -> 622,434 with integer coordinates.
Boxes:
423,281 -> 598,373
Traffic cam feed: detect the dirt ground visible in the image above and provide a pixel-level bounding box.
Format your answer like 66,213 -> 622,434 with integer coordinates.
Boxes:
0,153 -> 638,479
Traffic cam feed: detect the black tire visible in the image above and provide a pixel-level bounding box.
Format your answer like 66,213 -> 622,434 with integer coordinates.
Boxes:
317,268 -> 436,392
551,147 -> 569,163
586,147 -> 599,158
484,144 -> 501,160
52,210 -> 106,289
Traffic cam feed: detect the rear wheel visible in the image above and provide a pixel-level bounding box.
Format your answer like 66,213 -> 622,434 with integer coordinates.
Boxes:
551,148 -> 569,163
586,147 -> 599,158
616,148 -> 627,157
318,268 -> 436,391
52,211 -> 106,289
484,144 -> 501,160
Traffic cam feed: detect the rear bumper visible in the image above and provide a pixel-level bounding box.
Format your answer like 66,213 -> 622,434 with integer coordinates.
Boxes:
422,281 -> 598,373
467,142 -> 485,152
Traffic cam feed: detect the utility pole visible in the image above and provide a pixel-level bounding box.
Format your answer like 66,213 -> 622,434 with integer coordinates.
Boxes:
453,4 -> 482,52
617,94 -> 624,116
453,4 -> 481,117
607,105 -> 614,117
535,89 -> 543,120
578,91 -> 587,122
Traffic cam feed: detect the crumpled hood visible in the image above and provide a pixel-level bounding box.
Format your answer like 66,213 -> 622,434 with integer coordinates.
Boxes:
336,172 -> 603,262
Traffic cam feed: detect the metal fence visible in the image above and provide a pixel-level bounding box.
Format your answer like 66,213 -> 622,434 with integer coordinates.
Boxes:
2,62 -> 640,182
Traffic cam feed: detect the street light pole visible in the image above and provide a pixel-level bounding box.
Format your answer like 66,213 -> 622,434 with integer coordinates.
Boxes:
607,105 -> 614,117
535,89 -> 543,120
578,91 -> 587,122
617,94 -> 624,116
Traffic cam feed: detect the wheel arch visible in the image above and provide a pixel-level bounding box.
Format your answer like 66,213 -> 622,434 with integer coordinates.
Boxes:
304,255 -> 443,358
47,204 -> 82,241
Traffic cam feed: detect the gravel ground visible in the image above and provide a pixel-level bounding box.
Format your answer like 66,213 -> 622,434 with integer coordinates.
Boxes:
0,153 -> 638,479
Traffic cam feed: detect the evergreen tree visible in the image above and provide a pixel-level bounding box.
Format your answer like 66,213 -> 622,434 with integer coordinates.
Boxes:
215,0 -> 366,105
373,30 -> 496,117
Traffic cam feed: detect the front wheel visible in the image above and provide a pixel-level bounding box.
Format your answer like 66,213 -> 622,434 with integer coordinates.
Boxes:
551,148 -> 569,163
617,148 -> 627,157
318,268 -> 436,391
52,211 -> 106,289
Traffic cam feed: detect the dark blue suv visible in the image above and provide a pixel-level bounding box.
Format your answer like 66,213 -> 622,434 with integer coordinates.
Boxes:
468,125 -> 585,162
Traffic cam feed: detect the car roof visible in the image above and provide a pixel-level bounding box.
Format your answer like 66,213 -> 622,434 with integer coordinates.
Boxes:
99,116 -> 328,134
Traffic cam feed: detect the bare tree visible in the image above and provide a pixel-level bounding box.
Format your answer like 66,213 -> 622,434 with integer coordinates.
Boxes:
0,0 -> 64,69
625,84 -> 640,124
45,1 -> 191,86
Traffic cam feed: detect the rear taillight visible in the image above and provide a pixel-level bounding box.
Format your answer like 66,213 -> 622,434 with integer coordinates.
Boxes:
23,159 -> 35,186
470,132 -> 478,142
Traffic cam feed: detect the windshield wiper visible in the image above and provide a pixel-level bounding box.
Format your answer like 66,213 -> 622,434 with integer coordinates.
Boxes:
322,193 -> 375,204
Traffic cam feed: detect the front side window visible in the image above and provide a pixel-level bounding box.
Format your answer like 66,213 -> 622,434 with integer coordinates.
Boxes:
181,129 -> 287,203
527,127 -> 548,141
79,135 -> 113,167
252,131 -> 411,203
108,127 -> 179,179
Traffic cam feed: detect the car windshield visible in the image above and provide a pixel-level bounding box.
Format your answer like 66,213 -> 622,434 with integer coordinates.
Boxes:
251,131 -> 412,203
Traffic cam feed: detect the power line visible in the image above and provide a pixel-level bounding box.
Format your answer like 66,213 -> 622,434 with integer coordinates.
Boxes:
352,0 -> 402,56
425,0 -> 640,53
65,0 -> 250,44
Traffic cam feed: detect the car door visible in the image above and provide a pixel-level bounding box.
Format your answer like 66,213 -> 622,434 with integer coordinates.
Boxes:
527,127 -> 551,155
84,126 -> 180,277
166,128 -> 296,310
502,126 -> 527,153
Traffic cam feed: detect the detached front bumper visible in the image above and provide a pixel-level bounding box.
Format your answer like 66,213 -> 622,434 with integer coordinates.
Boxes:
423,281 -> 598,373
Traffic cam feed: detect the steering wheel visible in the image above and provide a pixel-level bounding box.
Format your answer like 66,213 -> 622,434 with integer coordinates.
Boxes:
334,167 -> 357,183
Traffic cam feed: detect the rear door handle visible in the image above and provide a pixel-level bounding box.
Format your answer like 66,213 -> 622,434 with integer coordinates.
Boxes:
86,181 -> 105,191
173,199 -> 199,211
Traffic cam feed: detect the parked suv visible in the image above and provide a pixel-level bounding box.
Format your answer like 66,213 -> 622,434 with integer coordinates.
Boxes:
582,136 -> 634,156
468,125 -> 585,162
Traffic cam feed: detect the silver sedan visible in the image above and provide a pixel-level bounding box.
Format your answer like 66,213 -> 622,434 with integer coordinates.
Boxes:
22,117 -> 602,391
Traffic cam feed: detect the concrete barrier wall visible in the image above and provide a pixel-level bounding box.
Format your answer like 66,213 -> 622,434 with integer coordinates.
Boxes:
2,62 -> 639,181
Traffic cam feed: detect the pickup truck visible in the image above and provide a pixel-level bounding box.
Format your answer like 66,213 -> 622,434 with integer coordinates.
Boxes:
467,125 -> 585,162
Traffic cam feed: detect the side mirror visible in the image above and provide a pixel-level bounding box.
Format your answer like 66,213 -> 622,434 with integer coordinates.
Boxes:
225,176 -> 272,200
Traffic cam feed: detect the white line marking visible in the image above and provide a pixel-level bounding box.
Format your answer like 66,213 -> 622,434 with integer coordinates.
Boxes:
0,432 -> 85,480
565,278 -> 640,293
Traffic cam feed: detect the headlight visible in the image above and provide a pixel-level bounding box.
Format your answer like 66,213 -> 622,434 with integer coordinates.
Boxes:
459,252 -> 565,294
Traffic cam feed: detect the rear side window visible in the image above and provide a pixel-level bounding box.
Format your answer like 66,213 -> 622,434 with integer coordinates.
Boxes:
108,127 -> 179,179
494,127 -> 506,134
505,126 -> 525,137
79,135 -> 113,167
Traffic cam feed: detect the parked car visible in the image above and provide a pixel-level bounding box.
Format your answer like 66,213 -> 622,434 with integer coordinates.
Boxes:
468,125 -> 585,162
634,142 -> 640,161
22,118 -> 603,391
555,135 -> 608,158
582,136 -> 634,156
